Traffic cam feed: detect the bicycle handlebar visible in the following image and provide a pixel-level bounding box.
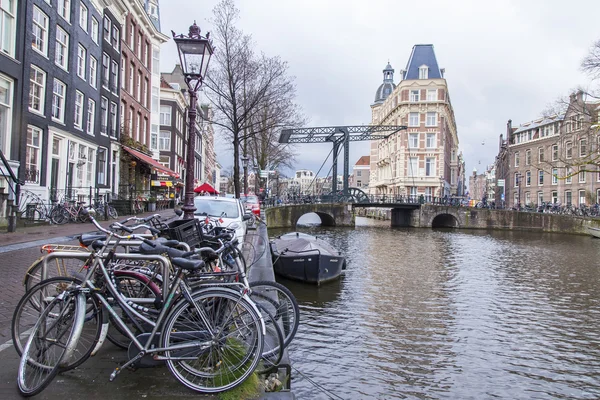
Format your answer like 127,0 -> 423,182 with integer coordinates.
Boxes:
82,209 -> 156,247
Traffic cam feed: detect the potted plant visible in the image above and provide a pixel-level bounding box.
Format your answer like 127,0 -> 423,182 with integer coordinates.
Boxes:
148,196 -> 157,212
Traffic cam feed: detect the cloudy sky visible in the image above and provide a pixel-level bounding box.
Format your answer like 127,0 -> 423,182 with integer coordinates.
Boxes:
159,0 -> 600,181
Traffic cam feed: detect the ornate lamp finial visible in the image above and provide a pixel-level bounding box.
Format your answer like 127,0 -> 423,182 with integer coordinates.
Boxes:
189,21 -> 201,38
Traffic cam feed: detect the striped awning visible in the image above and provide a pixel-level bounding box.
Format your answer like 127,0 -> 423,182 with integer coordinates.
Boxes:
151,180 -> 173,187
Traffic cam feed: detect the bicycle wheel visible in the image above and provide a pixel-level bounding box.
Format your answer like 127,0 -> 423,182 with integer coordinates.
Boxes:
13,277 -> 103,371
24,256 -> 90,292
255,303 -> 284,375
249,280 -> 299,348
108,205 -> 118,219
50,207 -> 69,225
162,288 -> 264,393
17,290 -> 85,397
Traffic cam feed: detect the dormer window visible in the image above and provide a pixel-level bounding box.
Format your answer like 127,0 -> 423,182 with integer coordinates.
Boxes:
419,65 -> 429,79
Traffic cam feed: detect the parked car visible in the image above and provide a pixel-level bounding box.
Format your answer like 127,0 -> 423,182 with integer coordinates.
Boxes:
240,194 -> 261,216
193,196 -> 251,248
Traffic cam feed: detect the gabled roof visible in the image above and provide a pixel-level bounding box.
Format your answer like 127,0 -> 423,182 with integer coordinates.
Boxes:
355,156 -> 370,166
403,44 -> 443,80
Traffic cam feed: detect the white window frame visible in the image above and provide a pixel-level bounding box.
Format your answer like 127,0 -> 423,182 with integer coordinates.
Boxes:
77,44 -> 86,79
425,157 -> 435,177
32,6 -> 49,56
111,60 -> 118,92
426,89 -> 437,101
100,96 -> 108,135
409,90 -> 419,102
86,98 -> 95,135
0,0 -> 17,57
160,105 -> 171,125
26,125 -> 42,184
79,2 -> 88,32
566,141 -> 572,159
58,0 -> 71,23
426,112 -> 437,127
91,17 -> 99,44
525,170 -> 531,187
109,102 -> 117,137
111,23 -> 119,49
552,168 -> 558,185
97,147 -> 107,185
29,65 -> 46,115
426,133 -> 435,148
419,66 -> 428,79
580,139 -> 587,157
159,130 -> 171,151
409,133 -> 418,149
515,151 -> 520,167
51,79 -> 66,123
408,112 -> 419,127
74,90 -> 84,129
102,52 -> 109,88
89,55 -> 97,88
565,190 -> 572,206
566,167 -> 572,184
121,59 -> 126,89
129,64 -> 134,93
579,190 -> 586,206
538,147 -> 544,163
552,144 -> 558,161
538,170 -> 544,186
579,167 -> 586,183
159,155 -> 170,168
525,149 -> 531,166
55,27 -> 70,71
0,75 -> 13,156
103,15 -> 110,42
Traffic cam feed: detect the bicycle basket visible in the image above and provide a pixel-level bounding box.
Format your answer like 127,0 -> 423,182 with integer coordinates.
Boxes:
166,219 -> 203,247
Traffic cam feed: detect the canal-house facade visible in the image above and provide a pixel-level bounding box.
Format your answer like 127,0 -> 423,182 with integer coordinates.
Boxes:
369,44 -> 461,200
504,91 -> 600,208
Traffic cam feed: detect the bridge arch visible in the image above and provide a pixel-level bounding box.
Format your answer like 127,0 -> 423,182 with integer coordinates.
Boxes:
296,211 -> 336,227
265,204 -> 355,229
431,213 -> 459,228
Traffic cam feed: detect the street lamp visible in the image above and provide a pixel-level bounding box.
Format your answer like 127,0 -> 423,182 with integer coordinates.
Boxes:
241,154 -> 249,195
173,22 -> 214,219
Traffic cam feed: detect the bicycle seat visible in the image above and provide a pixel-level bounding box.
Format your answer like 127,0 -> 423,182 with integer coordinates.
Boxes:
171,257 -> 205,271
138,242 -> 188,258
156,238 -> 182,248
80,233 -> 108,247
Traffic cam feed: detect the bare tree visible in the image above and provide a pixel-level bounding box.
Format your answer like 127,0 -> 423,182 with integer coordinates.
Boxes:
202,0 -> 303,197
582,39 -> 600,80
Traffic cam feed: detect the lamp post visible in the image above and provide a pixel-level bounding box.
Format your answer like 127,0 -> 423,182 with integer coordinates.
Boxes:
173,22 -> 213,219
241,154 -> 249,195
439,175 -> 444,203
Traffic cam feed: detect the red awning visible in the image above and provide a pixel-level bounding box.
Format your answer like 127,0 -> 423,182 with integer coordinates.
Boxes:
121,146 -> 179,178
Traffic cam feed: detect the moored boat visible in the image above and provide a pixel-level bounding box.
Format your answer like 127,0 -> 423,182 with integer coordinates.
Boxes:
270,232 -> 346,285
587,226 -> 600,238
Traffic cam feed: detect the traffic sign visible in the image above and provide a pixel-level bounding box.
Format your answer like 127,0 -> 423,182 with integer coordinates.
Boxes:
259,170 -> 268,178
497,179 -> 505,187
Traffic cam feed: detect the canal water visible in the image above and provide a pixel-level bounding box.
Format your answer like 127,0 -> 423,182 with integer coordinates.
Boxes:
269,215 -> 600,399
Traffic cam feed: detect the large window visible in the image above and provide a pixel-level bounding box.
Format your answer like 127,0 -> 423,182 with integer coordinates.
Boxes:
565,190 -> 572,206
408,112 -> 419,127
109,102 -> 117,137
91,17 -> 99,44
129,64 -> 134,93
100,97 -> 108,134
89,56 -> 97,88
409,133 -> 419,148
51,79 -> 66,123
579,190 -> 586,206
103,15 -> 110,42
150,124 -> 158,150
102,52 -> 109,87
159,130 -> 171,150
26,126 -> 42,183
410,90 -> 419,102
426,89 -> 437,101
160,105 -> 171,125
58,0 -> 70,23
79,2 -> 88,31
136,71 -> 141,101
552,144 -> 558,161
1,0 -> 17,57
514,151 -> 520,167
525,170 -> 531,186
426,133 -> 435,148
580,139 -> 587,157
74,91 -> 84,129
77,45 -> 86,79
525,149 -> 531,165
579,167 -> 586,183
425,157 -> 435,177
538,170 -> 544,186
538,147 -> 545,163
111,60 -> 118,92
419,66 -> 428,79
566,167 -> 572,184
426,112 -> 437,127
55,27 -> 70,70
552,168 -> 558,185
97,147 -> 107,185
566,141 -> 572,159
111,24 -> 119,49
32,7 -> 49,56
86,98 -> 95,135
29,66 -> 46,115
0,75 -> 13,155
408,157 -> 418,176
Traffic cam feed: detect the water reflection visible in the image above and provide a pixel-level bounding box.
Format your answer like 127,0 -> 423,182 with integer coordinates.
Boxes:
270,217 -> 600,399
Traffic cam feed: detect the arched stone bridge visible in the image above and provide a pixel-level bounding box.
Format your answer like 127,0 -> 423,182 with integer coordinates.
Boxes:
264,203 -> 597,234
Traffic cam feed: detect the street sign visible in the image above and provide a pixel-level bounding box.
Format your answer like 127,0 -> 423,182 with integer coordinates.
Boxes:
497,179 -> 505,187
259,170 -> 268,178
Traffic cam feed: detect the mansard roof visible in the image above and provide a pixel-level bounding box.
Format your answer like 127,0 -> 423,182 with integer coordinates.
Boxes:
513,115 -> 564,134
403,44 -> 443,80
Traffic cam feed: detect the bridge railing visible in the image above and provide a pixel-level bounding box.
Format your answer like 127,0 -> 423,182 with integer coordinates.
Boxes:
262,194 -> 475,207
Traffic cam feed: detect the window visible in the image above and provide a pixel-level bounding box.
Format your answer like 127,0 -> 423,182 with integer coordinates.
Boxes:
102,52 -> 109,87
1,0 -> 17,56
51,79 -> 66,123
159,155 -> 170,168
58,0 -> 70,23
525,149 -> 531,165
79,2 -> 87,31
579,190 -> 586,206
129,22 -> 134,49
552,144 -> 558,161
129,64 -> 134,93
136,71 -> 141,101
426,112 -> 437,127
525,170 -> 531,186
159,130 -> 171,150
538,192 -> 543,206
97,147 -> 107,185
426,89 -> 437,101
74,91 -> 84,129
580,139 -> 587,157
111,60 -> 118,92
86,147 -> 94,186
136,112 -> 141,141
109,102 -> 117,136
579,167 -> 585,183
55,27 -> 69,70
515,151 -> 520,167
566,167 -> 572,184
143,79 -> 148,108
86,98 -> 95,135
525,192 -> 530,205
410,90 -> 419,102
89,56 -> 97,88
100,97 -> 108,134
1,75 -> 13,156
408,112 -> 419,127
151,124 -> 158,150
514,172 -> 519,187
91,17 -> 99,44
419,65 -> 428,79
538,170 -> 544,186
29,66 -> 46,114
32,7 -> 49,56
425,157 -> 435,176
160,105 -> 171,125
408,157 -> 418,176
111,24 -> 119,49
565,190 -> 572,206
552,191 -> 558,204
152,46 -> 160,73
77,45 -> 86,79
426,133 -> 435,148
144,42 -> 149,67
121,58 -> 126,89
26,126 -> 42,183
566,141 -> 572,158
103,16 -> 110,42
552,168 -> 558,185
409,133 -> 418,148
137,34 -> 141,59
538,147 -> 545,163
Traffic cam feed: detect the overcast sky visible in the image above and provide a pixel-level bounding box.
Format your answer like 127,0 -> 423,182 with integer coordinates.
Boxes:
159,0 -> 600,181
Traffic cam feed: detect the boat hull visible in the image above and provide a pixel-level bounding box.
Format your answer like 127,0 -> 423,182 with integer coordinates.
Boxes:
588,227 -> 600,238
